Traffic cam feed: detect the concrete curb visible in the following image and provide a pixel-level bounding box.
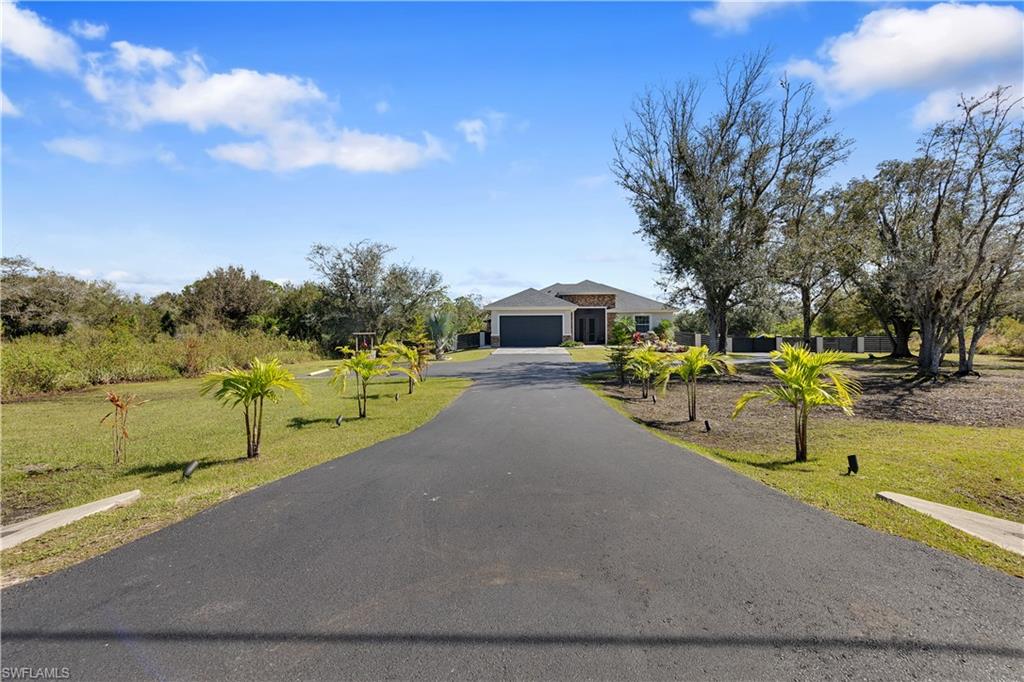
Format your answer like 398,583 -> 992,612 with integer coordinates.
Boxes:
1,490 -> 142,551
877,491 -> 1024,556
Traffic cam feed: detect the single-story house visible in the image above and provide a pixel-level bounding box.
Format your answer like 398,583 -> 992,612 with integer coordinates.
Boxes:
483,279 -> 678,347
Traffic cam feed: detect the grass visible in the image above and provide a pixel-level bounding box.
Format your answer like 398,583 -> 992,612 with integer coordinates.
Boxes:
440,348 -> 493,362
568,346 -> 610,363
1,370 -> 470,585
581,371 -> 1024,577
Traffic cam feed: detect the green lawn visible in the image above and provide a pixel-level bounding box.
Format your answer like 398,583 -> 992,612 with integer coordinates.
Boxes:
441,347 -> 494,362
568,346 -> 610,362
1,371 -> 469,584
582,373 -> 1024,577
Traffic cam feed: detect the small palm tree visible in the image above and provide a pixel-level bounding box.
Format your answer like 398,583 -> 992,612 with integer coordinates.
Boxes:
732,344 -> 860,462
427,310 -> 456,360
200,357 -> 306,459
625,344 -> 670,399
332,346 -> 415,417
658,346 -> 735,421
378,341 -> 426,394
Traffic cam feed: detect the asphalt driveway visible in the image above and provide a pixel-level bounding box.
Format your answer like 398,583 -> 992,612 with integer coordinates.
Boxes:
2,353 -> 1021,680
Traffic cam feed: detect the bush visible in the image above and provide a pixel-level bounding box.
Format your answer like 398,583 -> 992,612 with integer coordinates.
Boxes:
610,317 -> 636,345
1,329 -> 322,399
655,319 -> 674,341
977,317 -> 1024,356
559,340 -> 583,347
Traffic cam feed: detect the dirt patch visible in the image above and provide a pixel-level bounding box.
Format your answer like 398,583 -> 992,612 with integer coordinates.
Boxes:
593,357 -> 1024,456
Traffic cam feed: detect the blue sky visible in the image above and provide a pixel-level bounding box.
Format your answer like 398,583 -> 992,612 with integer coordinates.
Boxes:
3,1 -> 1022,301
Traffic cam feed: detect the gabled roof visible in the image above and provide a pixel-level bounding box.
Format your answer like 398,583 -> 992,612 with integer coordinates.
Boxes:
483,288 -> 578,310
541,280 -> 677,313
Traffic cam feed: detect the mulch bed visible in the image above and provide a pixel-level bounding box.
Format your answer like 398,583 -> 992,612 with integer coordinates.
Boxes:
598,358 -> 1024,454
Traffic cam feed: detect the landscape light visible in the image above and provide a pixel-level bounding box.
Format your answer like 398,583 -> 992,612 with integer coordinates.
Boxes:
335,415 -> 344,426
182,461 -> 199,479
704,420 -> 711,432
847,454 -> 859,475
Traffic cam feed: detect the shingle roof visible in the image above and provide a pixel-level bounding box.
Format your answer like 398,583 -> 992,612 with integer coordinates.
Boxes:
483,288 -> 578,309
540,280 -> 676,313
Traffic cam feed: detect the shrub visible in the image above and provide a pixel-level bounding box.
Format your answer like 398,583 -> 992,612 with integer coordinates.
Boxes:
559,340 -> 583,347
1,329 -> 321,399
976,317 -> 1024,356
654,319 -> 674,341
610,317 -> 636,345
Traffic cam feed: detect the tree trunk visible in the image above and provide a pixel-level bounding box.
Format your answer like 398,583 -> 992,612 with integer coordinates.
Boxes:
957,320 -> 988,376
801,286 -> 813,349
244,408 -> 254,458
687,380 -> 697,421
957,323 -> 968,372
707,303 -> 727,353
408,375 -> 414,394
797,407 -> 808,462
886,317 -> 914,358
917,318 -> 945,376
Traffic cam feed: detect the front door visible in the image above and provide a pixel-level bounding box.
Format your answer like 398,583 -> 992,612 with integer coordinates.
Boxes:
574,309 -> 605,344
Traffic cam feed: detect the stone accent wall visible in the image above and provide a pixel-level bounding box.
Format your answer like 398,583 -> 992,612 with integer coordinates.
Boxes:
491,336 -> 500,347
557,293 -> 616,308
562,334 -> 573,343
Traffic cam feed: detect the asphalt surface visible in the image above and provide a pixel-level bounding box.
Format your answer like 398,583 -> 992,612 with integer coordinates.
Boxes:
2,353 -> 1022,680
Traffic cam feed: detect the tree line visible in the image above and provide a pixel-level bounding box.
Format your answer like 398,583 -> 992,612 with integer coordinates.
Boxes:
614,50 -> 1023,376
1,241 -> 487,353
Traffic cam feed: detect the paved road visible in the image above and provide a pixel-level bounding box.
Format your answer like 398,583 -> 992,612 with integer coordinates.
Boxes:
2,354 -> 1022,680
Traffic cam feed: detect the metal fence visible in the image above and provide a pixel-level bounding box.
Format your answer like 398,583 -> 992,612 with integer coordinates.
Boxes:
455,331 -> 491,350
675,331 -> 894,354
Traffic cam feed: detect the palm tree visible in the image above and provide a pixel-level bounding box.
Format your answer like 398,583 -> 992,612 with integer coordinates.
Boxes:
378,341 -> 426,394
427,310 -> 456,360
658,346 -> 735,421
732,344 -> 860,462
625,344 -> 670,399
332,346 -> 415,417
200,357 -> 306,458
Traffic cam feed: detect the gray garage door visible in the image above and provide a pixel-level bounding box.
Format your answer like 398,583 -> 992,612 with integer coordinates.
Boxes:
500,315 -> 563,347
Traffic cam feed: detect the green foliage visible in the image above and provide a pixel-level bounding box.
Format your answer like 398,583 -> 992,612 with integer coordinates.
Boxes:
1,329 -> 320,399
200,357 -> 306,458
625,344 -> 672,399
427,309 -> 457,360
977,317 -> 1024,356
379,341 -> 426,393
657,346 -> 734,421
332,346 -> 414,417
308,241 -> 446,349
654,318 -> 674,341
450,294 -> 487,334
610,316 -> 636,345
732,343 -> 860,462
559,339 -> 584,347
180,266 -> 278,332
606,346 -> 631,385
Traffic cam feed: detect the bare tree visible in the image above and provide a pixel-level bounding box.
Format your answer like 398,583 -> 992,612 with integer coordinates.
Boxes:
613,50 -> 847,351
856,88 -> 1024,376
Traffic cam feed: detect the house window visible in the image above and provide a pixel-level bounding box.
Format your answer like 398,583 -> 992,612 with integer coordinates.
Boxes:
635,315 -> 651,333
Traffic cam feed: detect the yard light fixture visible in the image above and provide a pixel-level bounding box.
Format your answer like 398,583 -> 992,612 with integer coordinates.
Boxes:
182,461 -> 199,479
847,454 -> 859,475
395,393 -> 400,401
704,420 -> 711,432
335,415 -> 344,426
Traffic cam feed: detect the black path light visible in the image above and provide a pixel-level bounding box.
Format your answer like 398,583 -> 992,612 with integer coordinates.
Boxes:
182,461 -> 200,479
846,454 -> 859,475
335,415 -> 344,426
395,393 -> 400,401
704,420 -> 711,433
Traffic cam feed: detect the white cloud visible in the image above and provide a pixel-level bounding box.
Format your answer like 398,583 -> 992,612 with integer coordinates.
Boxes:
690,1 -> 791,34
1,91 -> 22,117
456,118 -> 487,151
9,8 -> 445,174
110,40 -> 175,72
788,3 -> 1023,101
455,110 -> 509,152
1,1 -> 80,73
44,136 -> 106,163
69,20 -> 108,40
207,128 -> 445,173
375,99 -> 390,114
